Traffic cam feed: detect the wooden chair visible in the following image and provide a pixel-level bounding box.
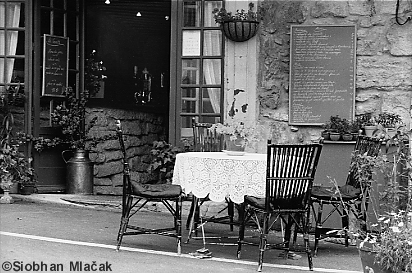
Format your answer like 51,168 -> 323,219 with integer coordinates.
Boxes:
115,120 -> 183,253
310,135 -> 382,256
237,140 -> 323,271
186,118 -> 237,240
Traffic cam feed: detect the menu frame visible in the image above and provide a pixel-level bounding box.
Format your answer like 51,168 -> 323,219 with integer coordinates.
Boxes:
289,25 -> 356,126
42,34 -> 69,97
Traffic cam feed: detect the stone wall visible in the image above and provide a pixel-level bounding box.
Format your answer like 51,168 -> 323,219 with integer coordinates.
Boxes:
85,107 -> 167,195
258,0 -> 412,144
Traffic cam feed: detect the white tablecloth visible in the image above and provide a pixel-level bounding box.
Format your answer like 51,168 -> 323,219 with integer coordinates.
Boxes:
172,152 -> 267,204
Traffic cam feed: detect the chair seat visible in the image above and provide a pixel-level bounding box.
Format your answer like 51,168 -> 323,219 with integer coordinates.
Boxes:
245,195 -> 305,211
311,184 -> 360,201
244,195 -> 269,210
131,181 -> 182,198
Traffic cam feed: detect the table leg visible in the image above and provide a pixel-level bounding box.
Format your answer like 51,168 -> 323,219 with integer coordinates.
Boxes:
186,196 -> 199,243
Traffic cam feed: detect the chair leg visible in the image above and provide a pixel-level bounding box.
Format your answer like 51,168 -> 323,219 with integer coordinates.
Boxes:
236,203 -> 246,259
303,210 -> 314,271
283,215 -> 293,253
116,195 -> 133,251
176,197 -> 182,254
341,206 -> 349,248
228,200 -> 234,231
193,199 -> 200,237
186,197 -> 196,230
186,196 -> 199,243
314,201 -> 324,257
257,212 -> 268,272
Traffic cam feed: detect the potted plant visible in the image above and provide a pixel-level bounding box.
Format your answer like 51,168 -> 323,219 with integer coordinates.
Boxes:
339,118 -> 353,141
322,115 -> 343,141
209,118 -> 261,153
376,112 -> 403,139
147,140 -> 184,184
349,119 -> 363,140
358,113 -> 378,137
331,128 -> 412,273
1,89 -> 37,199
20,87 -> 98,194
376,113 -> 402,129
212,2 -> 260,42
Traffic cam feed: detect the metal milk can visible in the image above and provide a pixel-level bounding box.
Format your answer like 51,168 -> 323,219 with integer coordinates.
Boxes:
62,149 -> 94,194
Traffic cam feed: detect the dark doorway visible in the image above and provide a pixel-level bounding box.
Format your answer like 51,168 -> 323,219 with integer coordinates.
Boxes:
85,0 -> 171,109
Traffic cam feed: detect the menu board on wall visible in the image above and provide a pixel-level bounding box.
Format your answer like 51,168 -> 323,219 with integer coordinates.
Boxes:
289,25 -> 356,125
42,35 -> 69,97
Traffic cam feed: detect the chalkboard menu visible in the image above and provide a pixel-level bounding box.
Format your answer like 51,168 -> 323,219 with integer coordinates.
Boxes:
289,25 -> 356,125
42,35 -> 69,97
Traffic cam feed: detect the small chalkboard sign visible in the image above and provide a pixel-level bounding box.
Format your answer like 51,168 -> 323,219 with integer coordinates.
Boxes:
289,25 -> 356,125
42,35 -> 69,97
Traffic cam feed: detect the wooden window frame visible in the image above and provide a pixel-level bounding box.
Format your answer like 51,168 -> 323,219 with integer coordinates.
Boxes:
169,0 -> 224,146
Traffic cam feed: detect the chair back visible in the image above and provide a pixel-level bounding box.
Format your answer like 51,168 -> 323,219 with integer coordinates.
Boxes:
346,135 -> 382,189
115,120 -> 133,204
115,120 -> 127,160
265,140 -> 323,211
192,117 -> 222,152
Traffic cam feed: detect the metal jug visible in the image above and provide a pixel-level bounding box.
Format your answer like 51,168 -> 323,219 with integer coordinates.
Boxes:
62,149 -> 94,194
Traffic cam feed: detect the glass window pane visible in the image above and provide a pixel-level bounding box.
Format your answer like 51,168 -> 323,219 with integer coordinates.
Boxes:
53,0 -> 65,9
67,13 -> 77,41
41,0 -> 51,8
69,41 -> 77,70
0,58 -> 4,83
68,70 -> 77,90
19,3 -> 26,28
5,31 -> 19,55
181,116 -> 194,138
16,30 -> 25,55
5,3 -> 22,28
202,88 -> 220,113
183,1 -> 201,27
182,30 -> 201,56
13,58 -> 25,75
67,1 -> 77,12
203,30 -> 222,56
0,31 -> 4,55
202,116 -> 221,124
41,10 -> 51,35
203,59 -> 221,85
204,1 -> 222,27
181,88 -> 198,113
182,59 -> 200,84
54,11 -> 65,37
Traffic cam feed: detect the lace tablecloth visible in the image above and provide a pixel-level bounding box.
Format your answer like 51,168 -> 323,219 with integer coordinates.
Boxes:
172,152 -> 266,204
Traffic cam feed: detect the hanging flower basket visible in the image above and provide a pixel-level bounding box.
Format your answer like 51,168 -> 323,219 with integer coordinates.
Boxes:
220,20 -> 259,42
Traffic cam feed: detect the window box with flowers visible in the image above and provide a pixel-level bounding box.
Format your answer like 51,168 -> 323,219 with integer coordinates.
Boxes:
212,2 -> 260,42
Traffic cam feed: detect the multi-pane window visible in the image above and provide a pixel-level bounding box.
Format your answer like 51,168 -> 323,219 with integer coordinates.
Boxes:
0,0 -> 26,132
178,0 -> 224,139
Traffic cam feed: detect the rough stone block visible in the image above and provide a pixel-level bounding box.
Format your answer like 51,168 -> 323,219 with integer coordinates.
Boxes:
95,161 -> 123,178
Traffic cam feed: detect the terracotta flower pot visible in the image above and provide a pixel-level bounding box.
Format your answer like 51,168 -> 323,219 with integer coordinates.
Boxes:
364,125 -> 377,137
342,133 -> 353,141
329,132 -> 341,141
